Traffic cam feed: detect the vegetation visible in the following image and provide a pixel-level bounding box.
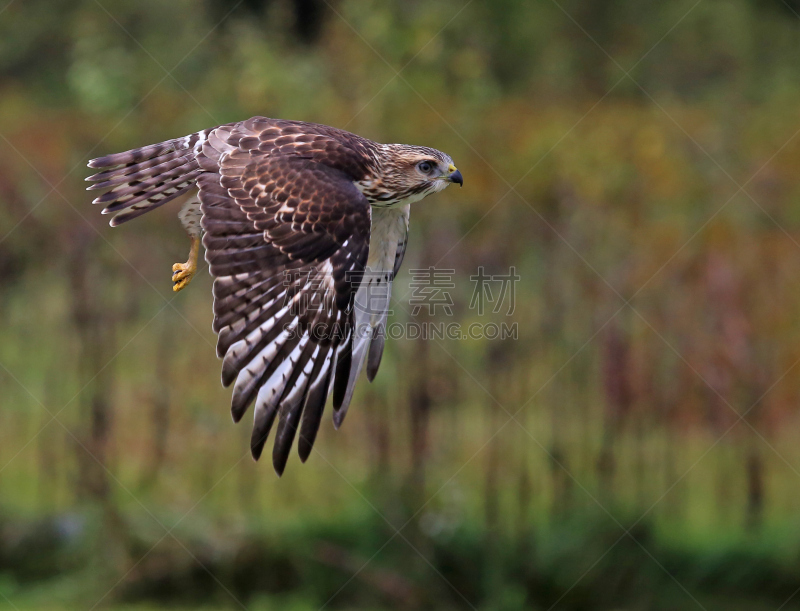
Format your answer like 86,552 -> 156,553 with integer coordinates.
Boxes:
3,0 -> 800,608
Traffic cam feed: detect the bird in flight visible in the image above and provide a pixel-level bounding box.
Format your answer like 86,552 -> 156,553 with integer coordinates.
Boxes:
86,117 -> 462,474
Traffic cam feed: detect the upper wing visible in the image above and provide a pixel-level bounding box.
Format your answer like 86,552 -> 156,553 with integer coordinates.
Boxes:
198,142 -> 371,475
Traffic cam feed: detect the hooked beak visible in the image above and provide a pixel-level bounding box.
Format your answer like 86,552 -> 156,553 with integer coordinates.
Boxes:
447,164 -> 463,187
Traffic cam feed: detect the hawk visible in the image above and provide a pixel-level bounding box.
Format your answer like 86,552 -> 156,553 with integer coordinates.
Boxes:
86,117 -> 462,474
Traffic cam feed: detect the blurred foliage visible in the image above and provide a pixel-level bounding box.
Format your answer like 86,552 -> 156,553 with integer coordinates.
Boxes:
3,0 -> 800,609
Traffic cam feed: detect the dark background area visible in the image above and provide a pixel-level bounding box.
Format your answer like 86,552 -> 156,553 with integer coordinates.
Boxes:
3,0 -> 800,609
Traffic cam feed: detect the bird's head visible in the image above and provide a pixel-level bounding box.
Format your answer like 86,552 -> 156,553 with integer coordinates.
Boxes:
364,144 -> 462,206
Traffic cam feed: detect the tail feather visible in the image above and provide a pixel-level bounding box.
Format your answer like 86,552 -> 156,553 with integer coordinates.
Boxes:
108,178 -> 200,226
86,150 -> 192,189
93,160 -> 200,208
86,127 -> 220,226
87,130 -> 209,168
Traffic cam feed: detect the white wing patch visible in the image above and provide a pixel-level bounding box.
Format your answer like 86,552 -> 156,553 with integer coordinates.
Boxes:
332,204 -> 410,427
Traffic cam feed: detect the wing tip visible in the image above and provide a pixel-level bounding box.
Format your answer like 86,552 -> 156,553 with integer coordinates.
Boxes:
231,406 -> 244,424
272,457 -> 287,477
250,439 -> 265,462
221,365 -> 236,388
332,407 -> 346,430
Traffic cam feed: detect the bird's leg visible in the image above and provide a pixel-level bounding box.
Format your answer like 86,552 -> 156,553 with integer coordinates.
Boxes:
172,235 -> 200,292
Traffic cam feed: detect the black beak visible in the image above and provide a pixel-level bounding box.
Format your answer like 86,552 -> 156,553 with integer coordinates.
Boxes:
449,169 -> 463,186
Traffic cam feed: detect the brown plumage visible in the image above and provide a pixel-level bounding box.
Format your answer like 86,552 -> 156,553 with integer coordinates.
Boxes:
87,116 -> 462,475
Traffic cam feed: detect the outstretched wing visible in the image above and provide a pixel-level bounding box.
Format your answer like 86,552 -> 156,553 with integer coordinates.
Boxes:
198,143 -> 371,475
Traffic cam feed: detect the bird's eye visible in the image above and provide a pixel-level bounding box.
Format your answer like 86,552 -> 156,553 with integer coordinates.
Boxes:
417,161 -> 434,174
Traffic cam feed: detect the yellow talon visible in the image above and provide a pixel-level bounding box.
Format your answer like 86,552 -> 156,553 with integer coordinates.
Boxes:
172,235 -> 200,292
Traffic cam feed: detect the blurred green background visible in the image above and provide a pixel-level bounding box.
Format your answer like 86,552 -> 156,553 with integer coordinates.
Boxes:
3,0 -> 800,609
